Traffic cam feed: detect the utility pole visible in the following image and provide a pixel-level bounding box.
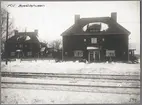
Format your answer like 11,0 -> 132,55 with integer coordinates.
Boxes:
5,12 -> 9,65
128,37 -> 129,62
62,37 -> 64,61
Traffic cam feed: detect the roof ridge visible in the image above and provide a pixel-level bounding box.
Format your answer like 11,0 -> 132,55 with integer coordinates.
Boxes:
61,16 -> 130,36
80,16 -> 110,20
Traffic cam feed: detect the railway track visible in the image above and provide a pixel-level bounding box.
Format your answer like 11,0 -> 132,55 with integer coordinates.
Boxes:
1,81 -> 140,95
1,72 -> 140,80
1,72 -> 140,95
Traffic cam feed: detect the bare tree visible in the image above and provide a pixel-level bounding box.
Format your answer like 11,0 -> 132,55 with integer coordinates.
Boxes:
1,8 -> 14,52
43,40 -> 48,45
49,39 -> 62,50
1,8 -> 14,40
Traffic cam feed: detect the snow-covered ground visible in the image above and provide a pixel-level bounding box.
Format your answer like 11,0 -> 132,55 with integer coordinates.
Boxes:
1,60 -> 140,75
1,88 -> 140,104
1,60 -> 140,104
2,77 -> 140,88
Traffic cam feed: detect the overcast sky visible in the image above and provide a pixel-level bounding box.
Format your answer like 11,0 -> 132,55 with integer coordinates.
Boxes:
2,1 -> 140,54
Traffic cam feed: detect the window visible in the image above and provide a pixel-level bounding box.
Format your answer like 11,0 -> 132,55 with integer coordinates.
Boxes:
102,38 -> 105,41
106,50 -> 115,57
90,29 -> 100,32
91,38 -> 97,44
27,52 -> 32,56
65,52 -> 68,55
25,45 -> 27,47
11,52 -> 15,56
83,22 -> 109,32
19,44 -> 23,48
74,50 -> 83,57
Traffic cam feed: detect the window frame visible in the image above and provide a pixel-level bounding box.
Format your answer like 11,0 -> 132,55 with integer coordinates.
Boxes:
25,44 -> 27,47
11,52 -> 15,56
74,50 -> 83,57
27,52 -> 32,56
19,44 -> 23,48
106,50 -> 115,57
91,38 -> 97,44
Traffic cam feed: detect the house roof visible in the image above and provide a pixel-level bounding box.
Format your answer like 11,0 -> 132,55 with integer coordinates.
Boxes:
7,32 -> 40,43
61,17 -> 130,36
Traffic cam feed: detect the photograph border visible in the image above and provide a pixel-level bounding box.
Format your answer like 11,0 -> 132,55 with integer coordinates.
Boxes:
0,0 -> 141,105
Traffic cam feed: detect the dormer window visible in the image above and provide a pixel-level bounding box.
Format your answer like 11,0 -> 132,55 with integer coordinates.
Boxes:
83,22 -> 109,32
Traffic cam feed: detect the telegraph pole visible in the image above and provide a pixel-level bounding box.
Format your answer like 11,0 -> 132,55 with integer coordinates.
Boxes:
5,12 -> 9,65
62,37 -> 64,61
128,37 -> 129,62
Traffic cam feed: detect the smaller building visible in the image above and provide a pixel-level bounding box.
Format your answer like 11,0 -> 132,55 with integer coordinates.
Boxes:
5,30 -> 40,58
39,42 -> 48,57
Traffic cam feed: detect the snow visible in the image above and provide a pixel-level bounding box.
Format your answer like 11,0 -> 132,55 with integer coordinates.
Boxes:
83,22 -> 109,32
1,76 -> 140,104
1,60 -> 140,75
1,88 -> 140,104
2,77 -> 140,88
25,36 -> 31,41
1,60 -> 140,104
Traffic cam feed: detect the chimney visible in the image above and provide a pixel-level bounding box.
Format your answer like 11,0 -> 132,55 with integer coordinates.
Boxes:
111,12 -> 117,22
74,14 -> 80,24
14,30 -> 18,35
34,29 -> 38,36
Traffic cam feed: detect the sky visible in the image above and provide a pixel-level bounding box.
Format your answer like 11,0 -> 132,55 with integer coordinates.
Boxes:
1,1 -> 140,54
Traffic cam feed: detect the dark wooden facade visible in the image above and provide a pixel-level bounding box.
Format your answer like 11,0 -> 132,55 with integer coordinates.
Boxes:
5,30 -> 40,58
63,34 -> 128,62
61,13 -> 130,62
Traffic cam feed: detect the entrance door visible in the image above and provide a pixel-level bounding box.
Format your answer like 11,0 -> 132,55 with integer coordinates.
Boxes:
88,50 -> 100,62
16,50 -> 23,59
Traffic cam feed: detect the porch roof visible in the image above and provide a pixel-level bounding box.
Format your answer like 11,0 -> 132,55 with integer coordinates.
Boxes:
87,47 -> 99,50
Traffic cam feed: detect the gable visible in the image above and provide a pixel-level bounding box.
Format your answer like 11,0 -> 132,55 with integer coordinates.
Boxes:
61,17 -> 130,36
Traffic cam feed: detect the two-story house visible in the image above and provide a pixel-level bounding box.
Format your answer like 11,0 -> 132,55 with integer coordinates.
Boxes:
61,13 -> 131,62
5,30 -> 40,58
